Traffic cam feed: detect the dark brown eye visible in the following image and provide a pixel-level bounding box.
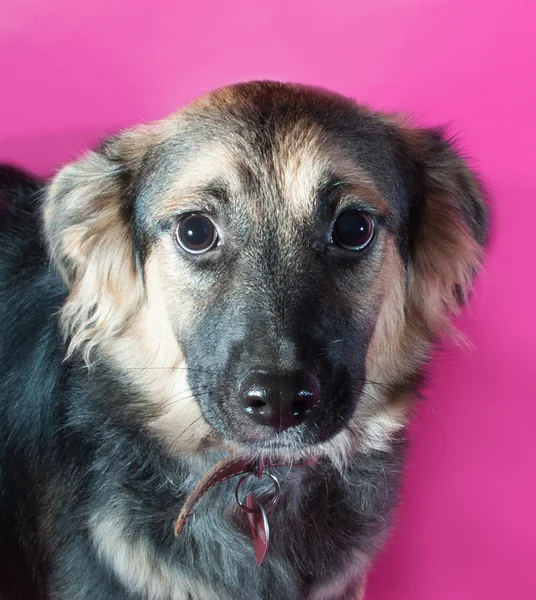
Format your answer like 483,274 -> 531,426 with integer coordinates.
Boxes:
176,214 -> 218,254
332,210 -> 375,250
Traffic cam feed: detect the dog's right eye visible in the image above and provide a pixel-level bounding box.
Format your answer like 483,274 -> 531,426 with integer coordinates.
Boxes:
175,214 -> 218,254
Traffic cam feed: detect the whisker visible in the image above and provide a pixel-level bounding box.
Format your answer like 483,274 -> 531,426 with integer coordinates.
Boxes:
355,391 -> 397,430
365,356 -> 396,380
354,378 -> 401,394
327,338 -> 348,345
121,366 -> 223,373
151,386 -> 211,409
168,415 -> 206,448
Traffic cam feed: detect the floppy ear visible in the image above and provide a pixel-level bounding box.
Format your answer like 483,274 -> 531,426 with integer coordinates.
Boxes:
43,128 -> 153,361
400,126 -> 489,337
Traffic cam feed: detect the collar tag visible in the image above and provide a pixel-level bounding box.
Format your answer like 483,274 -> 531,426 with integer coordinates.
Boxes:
173,454 -> 318,565
246,493 -> 270,566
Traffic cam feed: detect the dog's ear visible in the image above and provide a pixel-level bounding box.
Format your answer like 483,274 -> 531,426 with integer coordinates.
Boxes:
398,125 -> 489,337
43,128 -> 154,361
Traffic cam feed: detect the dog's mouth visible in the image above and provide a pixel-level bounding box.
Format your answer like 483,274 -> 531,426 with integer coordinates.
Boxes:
223,430 -> 325,457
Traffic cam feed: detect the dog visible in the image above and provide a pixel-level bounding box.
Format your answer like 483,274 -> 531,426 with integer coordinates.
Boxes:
0,81 -> 488,600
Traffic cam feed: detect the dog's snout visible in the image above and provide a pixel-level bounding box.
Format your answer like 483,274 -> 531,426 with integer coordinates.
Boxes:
239,370 -> 320,431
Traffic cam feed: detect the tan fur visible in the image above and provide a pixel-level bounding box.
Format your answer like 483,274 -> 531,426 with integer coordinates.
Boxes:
90,511 -> 225,600
394,123 -> 485,336
160,142 -> 245,215
275,130 -> 390,222
407,190 -> 483,334
272,120 -> 330,219
44,152 -> 144,363
103,251 -> 218,453
43,121 -> 180,361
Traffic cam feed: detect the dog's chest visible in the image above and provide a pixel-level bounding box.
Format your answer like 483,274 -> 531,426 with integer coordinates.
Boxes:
89,468 -> 373,600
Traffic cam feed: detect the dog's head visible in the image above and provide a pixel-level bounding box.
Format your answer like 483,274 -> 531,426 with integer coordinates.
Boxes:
44,82 -> 488,460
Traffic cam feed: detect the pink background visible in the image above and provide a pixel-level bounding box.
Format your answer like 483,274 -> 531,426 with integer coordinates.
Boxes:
1,1 -> 535,598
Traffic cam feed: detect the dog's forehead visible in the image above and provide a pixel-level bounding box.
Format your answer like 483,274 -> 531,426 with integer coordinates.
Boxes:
158,124 -> 345,216
143,83 -> 403,220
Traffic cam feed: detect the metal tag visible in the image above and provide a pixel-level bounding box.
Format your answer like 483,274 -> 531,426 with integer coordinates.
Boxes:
246,493 -> 270,566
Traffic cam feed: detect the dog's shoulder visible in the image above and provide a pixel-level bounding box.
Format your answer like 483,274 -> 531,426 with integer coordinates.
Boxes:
0,164 -> 45,264
0,164 -> 66,443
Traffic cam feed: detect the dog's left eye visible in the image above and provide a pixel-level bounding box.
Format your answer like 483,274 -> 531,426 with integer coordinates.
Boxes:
175,214 -> 218,254
331,210 -> 375,251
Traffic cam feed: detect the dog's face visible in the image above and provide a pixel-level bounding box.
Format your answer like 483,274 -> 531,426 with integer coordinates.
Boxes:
44,82 -> 488,458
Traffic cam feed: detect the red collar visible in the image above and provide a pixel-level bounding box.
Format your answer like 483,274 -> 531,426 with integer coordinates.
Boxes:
174,454 -> 318,564
174,454 -> 318,536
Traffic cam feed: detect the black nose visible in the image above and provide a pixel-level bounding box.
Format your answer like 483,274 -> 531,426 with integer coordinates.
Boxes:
239,370 -> 320,431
